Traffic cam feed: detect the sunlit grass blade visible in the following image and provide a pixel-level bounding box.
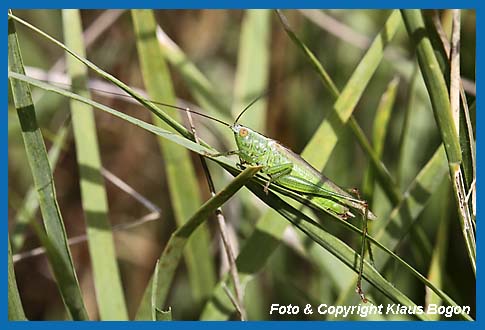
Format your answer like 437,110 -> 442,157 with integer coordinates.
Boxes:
232,9 -> 270,131
402,10 -> 460,164
136,166 -> 261,320
62,9 -> 128,320
8,13 -> 88,320
132,9 -> 216,306
276,9 -> 402,203
401,9 -> 475,275
8,236 -> 27,320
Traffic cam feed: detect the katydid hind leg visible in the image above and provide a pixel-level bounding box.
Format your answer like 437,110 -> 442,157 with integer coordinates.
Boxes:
344,187 -> 372,303
356,200 -> 370,303
348,187 -> 376,284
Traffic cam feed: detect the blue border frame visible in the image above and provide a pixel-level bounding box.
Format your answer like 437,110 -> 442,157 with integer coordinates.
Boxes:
3,1 -> 480,9
4,2 -> 480,328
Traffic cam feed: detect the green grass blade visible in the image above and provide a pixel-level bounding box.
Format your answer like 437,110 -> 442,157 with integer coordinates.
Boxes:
8,236 -> 27,320
155,308 -> 173,321
11,122 -> 69,252
8,12 -> 192,141
61,9 -> 128,320
151,260 -> 161,321
276,9 -> 402,203
151,260 -> 173,321
232,9 -> 270,131
401,10 -> 460,164
302,9 -> 401,166
8,72 -> 227,163
458,97 -> 476,201
401,9 -> 475,274
275,10 -> 339,96
131,10 -> 216,307
425,183 -> 450,320
374,148 -> 448,270
8,13 -> 88,320
362,77 -> 399,203
397,65 -> 419,187
421,11 -> 476,214
8,11 -> 125,143
136,166 -> 261,320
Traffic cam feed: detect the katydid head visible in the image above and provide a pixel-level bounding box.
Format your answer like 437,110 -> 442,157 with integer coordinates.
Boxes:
231,90 -> 270,158
231,124 -> 253,147
231,124 -> 266,150
231,124 -> 265,164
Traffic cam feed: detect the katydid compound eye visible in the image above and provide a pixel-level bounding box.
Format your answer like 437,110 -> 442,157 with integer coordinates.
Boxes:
239,128 -> 249,137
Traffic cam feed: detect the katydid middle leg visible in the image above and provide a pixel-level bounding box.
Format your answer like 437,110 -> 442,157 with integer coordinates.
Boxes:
263,163 -> 293,194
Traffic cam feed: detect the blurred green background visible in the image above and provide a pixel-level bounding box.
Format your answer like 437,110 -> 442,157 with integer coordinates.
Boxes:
8,10 -> 475,320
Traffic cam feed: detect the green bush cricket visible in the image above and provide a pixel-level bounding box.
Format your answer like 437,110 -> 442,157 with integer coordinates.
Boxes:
148,96 -> 378,303
31,79 -> 377,303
